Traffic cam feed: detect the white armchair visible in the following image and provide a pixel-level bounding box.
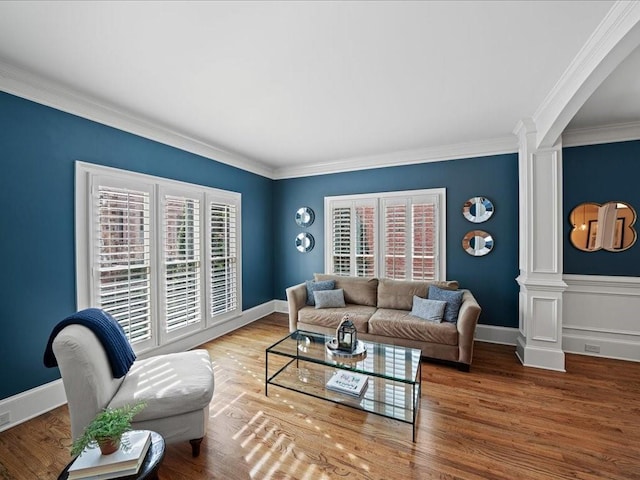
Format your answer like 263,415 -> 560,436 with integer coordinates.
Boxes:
50,324 -> 214,457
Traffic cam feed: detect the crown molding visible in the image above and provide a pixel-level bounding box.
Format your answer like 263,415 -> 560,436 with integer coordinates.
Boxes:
532,1 -> 640,149
0,60 -> 517,181
272,135 -> 518,180
563,121 -> 640,147
0,60 -> 274,179
4,57 -> 636,181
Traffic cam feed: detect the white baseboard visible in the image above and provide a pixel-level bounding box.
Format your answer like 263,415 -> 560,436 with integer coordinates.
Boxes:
274,299 -> 288,314
475,324 -> 518,345
143,300 -> 278,358
0,300 -> 278,432
0,379 -> 67,433
465,318 -> 640,366
562,331 -> 640,363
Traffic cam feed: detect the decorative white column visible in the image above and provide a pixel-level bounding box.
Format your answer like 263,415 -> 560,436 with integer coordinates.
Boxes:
514,119 -> 567,371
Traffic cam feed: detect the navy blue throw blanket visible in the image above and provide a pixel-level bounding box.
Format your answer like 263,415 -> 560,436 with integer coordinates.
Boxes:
43,308 -> 136,378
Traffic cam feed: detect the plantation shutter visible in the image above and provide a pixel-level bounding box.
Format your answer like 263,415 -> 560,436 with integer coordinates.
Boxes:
329,200 -> 376,277
79,162 -> 243,352
355,204 -> 376,276
412,198 -> 438,280
383,199 -> 408,279
326,189 -> 443,282
162,194 -> 202,333
382,194 -> 439,280
95,184 -> 152,344
210,201 -> 238,316
331,204 -> 352,275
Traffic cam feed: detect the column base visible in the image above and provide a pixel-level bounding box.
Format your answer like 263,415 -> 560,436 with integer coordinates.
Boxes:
516,336 -> 566,372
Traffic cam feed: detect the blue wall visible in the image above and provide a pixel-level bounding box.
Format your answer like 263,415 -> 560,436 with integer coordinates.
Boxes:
273,154 -> 521,330
0,92 -> 273,400
11,84 -> 637,404
563,140 -> 640,275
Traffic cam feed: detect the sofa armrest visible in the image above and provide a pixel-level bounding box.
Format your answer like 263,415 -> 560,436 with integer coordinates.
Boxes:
456,289 -> 482,366
285,283 -> 308,332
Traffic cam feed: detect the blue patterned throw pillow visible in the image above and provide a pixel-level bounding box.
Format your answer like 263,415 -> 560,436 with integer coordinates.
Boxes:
410,296 -> 447,323
305,280 -> 335,306
428,285 -> 464,323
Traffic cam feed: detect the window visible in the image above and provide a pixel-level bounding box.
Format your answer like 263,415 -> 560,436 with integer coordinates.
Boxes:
76,162 -> 242,352
209,201 -> 238,315
325,189 -> 445,280
96,184 -> 153,345
161,191 -> 202,337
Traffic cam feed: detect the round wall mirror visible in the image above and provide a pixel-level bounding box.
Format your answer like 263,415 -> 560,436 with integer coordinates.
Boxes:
463,197 -> 494,223
295,232 -> 315,252
295,207 -> 315,227
569,201 -> 637,252
462,230 -> 494,256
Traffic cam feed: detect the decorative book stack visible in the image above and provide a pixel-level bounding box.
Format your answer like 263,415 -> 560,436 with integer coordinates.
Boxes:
67,430 -> 151,480
326,370 -> 369,397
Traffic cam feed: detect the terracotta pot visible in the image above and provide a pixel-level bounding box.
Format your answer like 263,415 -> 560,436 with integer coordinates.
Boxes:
98,437 -> 121,455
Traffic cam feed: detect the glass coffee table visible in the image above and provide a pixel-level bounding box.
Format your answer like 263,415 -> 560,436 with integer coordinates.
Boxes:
265,330 -> 422,441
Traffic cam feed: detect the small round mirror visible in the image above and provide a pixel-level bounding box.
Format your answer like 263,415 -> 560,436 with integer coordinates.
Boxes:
463,197 -> 494,223
462,230 -> 494,256
295,232 -> 315,252
295,207 -> 315,227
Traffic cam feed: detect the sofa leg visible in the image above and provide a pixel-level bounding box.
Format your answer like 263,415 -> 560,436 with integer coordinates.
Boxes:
458,363 -> 470,372
190,437 -> 203,457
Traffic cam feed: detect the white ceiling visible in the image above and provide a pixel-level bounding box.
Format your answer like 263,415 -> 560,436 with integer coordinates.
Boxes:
0,1 -> 636,178
570,41 -> 640,129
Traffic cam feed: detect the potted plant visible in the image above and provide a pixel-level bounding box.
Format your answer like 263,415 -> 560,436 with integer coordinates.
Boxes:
71,402 -> 146,457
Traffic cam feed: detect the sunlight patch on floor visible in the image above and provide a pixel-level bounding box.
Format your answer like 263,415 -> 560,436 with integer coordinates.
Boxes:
211,391 -> 246,419
229,358 -> 373,479
262,434 -> 289,479
242,412 -> 267,451
302,463 -> 329,480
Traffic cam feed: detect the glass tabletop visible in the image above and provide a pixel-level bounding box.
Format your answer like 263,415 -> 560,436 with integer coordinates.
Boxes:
266,330 -> 421,385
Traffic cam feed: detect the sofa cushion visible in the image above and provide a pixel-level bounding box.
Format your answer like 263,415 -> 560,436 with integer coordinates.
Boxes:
109,349 -> 214,421
369,309 -> 458,345
305,279 -> 335,306
314,274 -> 378,307
410,296 -> 446,323
377,278 -> 459,310
314,289 -> 346,308
428,285 -> 464,323
298,304 -> 375,333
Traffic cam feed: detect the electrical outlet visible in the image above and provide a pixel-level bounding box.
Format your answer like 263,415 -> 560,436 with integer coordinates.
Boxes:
0,412 -> 10,427
585,344 -> 601,353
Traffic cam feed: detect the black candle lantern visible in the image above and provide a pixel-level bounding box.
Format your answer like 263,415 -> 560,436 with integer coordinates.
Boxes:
336,314 -> 357,352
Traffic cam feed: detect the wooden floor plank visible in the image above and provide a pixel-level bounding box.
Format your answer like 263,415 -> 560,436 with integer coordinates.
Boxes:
1,313 -> 639,479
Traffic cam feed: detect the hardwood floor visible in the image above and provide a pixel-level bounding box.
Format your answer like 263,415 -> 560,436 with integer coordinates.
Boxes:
1,313 -> 639,479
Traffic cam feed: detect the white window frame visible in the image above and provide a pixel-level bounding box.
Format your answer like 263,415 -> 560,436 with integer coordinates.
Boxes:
324,188 -> 446,280
76,161 -> 242,353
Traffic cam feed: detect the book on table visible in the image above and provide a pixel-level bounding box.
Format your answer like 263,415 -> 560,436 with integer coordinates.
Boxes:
326,370 -> 369,397
67,430 -> 151,480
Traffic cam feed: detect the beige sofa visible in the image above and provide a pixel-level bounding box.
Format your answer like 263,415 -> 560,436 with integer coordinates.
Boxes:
286,274 -> 482,371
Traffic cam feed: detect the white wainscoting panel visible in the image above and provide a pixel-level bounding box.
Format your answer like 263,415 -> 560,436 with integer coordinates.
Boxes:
532,296 -> 560,342
563,274 -> 640,362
